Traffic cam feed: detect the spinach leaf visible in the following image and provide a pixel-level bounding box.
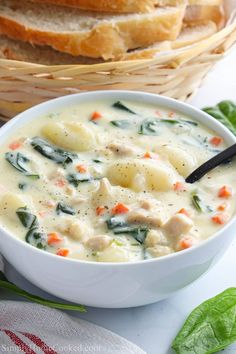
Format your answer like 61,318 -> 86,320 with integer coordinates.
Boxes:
106,217 -> 148,244
31,137 -> 77,165
18,183 -> 27,190
172,288 -> 236,354
16,207 -> 46,250
110,120 -> 131,129
203,100 -> 236,135
67,173 -> 91,187
56,202 -> 75,215
0,271 -> 86,312
16,207 -> 38,229
139,118 -> 198,136
112,101 -> 136,114
192,193 -> 212,213
93,159 -> 103,163
5,152 -> 39,179
25,227 -> 47,250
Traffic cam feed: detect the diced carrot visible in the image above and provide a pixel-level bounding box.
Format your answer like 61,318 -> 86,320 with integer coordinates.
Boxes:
76,164 -> 87,173
56,248 -> 69,257
143,152 -> 158,160
91,111 -> 102,121
38,210 -> 47,218
155,110 -> 162,117
112,203 -> 130,215
55,179 -> 66,188
211,213 -> 228,225
179,236 -> 194,250
217,203 -> 228,211
177,208 -> 191,217
143,152 -> 152,159
168,111 -> 174,118
210,136 -> 223,146
173,182 -> 186,192
218,185 -> 232,198
42,200 -> 55,208
96,206 -> 106,216
48,232 -> 63,245
9,140 -> 23,151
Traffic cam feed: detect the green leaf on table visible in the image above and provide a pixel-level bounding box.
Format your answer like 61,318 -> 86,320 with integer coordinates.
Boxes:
172,288 -> 236,354
0,271 -> 86,312
203,100 -> 236,135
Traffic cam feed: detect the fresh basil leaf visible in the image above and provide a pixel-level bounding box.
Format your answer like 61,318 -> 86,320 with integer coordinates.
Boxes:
0,271 -> 86,312
56,202 -> 75,215
25,226 -> 47,250
31,137 -> 77,165
203,101 -> 236,135
67,173 -> 91,187
172,288 -> 236,354
16,207 -> 38,229
5,152 -> 39,179
112,101 -> 136,114
110,120 -> 131,129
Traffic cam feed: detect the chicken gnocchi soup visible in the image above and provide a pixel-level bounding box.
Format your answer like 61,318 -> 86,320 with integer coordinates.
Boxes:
0,100 -> 235,262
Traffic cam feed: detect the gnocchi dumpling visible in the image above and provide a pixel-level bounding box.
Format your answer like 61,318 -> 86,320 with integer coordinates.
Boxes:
42,121 -> 96,152
97,243 -> 130,263
0,193 -> 27,221
157,145 -> 197,177
106,159 -> 177,192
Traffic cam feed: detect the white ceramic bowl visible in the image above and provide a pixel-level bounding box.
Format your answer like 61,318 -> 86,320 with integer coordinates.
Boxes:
0,91 -> 236,308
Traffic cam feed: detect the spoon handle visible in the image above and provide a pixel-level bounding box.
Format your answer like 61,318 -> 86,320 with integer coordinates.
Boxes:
185,143 -> 236,184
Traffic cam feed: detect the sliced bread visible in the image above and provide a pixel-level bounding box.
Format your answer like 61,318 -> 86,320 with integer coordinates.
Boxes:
184,5 -> 225,28
0,0 -> 185,60
0,35 -> 102,65
29,0 -> 222,12
0,22 -> 217,65
121,22 -> 217,60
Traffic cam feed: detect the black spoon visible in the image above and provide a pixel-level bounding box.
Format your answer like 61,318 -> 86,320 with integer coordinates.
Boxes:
185,142 -> 236,184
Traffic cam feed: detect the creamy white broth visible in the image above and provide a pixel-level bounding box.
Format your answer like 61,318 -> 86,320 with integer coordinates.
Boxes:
0,99 -> 235,262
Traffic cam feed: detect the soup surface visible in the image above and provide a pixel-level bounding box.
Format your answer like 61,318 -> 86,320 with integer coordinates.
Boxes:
0,99 -> 235,262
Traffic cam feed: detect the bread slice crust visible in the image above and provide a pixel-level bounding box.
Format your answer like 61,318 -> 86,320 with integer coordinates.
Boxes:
0,1 -> 185,59
29,0 -> 222,12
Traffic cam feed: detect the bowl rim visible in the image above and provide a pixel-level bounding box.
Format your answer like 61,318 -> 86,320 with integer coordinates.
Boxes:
1,90 -> 236,267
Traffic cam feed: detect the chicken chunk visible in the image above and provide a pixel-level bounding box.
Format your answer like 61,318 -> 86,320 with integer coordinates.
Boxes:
146,245 -> 173,258
163,214 -> 193,237
85,235 -> 112,252
127,210 -> 163,228
93,178 -> 113,204
145,229 -> 167,247
107,142 -> 135,156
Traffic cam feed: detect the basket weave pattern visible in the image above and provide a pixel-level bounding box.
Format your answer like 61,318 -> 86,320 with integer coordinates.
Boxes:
0,11 -> 236,120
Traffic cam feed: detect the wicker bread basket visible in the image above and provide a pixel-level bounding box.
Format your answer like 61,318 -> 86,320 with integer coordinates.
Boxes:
0,5 -> 236,121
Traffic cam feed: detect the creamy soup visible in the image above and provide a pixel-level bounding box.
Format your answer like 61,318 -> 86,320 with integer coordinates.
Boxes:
0,100 -> 235,262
